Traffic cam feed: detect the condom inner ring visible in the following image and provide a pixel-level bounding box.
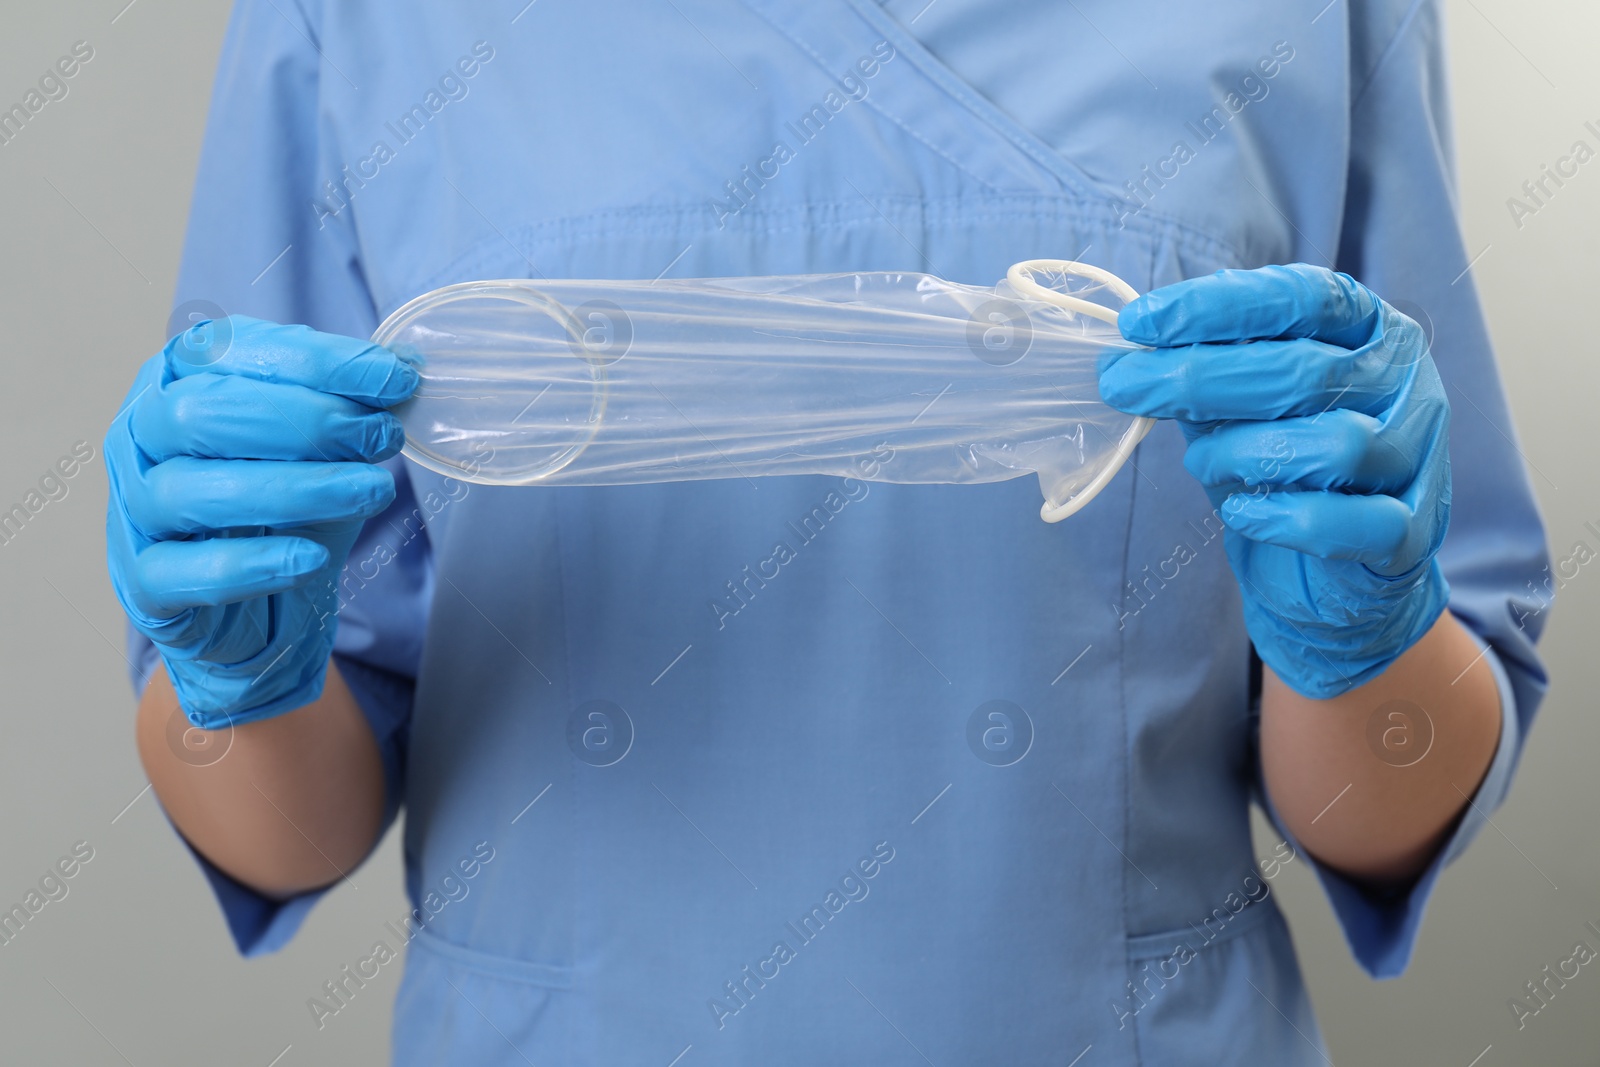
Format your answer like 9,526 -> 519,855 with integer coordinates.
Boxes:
373,281 -> 609,484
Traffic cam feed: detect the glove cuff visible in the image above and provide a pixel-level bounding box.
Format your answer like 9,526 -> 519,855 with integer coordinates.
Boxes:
1248,559 -> 1451,699
161,622 -> 338,730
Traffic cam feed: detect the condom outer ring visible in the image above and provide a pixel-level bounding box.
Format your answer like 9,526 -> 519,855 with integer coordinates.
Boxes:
1006,259 -> 1157,523
372,280 -> 609,484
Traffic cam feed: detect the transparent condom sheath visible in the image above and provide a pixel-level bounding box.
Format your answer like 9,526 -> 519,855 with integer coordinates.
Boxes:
373,259 -> 1154,522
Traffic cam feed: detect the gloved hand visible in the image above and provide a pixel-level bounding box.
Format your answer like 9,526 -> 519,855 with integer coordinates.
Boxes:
105,316 -> 418,729
1100,264 -> 1451,698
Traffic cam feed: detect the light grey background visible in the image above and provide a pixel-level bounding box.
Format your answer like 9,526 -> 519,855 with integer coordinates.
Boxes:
0,2 -> 1592,1064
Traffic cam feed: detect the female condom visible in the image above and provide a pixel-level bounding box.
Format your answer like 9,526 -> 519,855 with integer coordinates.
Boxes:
373,259 -> 1154,522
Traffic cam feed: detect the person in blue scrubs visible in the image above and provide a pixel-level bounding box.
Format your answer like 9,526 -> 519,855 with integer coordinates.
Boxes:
107,1 -> 1549,1062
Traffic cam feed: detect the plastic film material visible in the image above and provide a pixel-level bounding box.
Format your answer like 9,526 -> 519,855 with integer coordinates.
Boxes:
374,260 -> 1153,522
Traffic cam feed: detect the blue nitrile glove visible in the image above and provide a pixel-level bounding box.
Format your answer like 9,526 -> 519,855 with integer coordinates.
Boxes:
1100,264 -> 1451,698
105,316 -> 419,728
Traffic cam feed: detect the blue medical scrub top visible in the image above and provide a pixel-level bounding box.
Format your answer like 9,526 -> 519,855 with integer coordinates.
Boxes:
132,0 -> 1550,1062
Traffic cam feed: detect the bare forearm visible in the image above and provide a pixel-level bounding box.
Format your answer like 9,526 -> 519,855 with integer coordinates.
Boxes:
1260,612 -> 1502,886
135,658 -> 386,899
